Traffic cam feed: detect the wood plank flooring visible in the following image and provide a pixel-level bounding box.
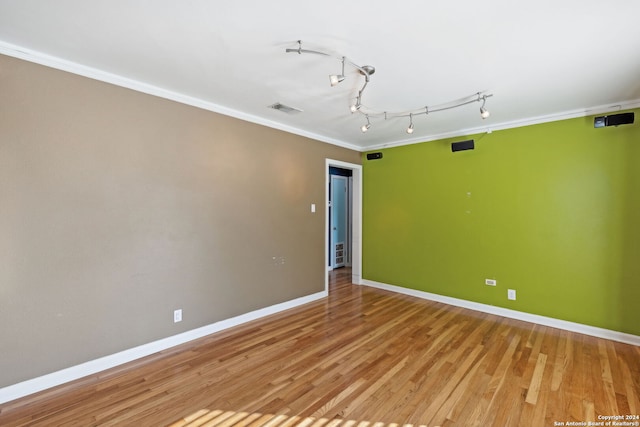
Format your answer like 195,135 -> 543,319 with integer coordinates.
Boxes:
1,268 -> 639,426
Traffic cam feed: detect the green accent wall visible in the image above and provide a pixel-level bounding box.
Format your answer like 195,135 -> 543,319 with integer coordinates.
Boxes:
362,110 -> 640,336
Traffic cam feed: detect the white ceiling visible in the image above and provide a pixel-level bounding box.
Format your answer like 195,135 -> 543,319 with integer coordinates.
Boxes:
1,0 -> 640,151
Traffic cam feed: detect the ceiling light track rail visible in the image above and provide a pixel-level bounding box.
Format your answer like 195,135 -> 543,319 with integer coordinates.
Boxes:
286,40 -> 374,78
285,40 -> 493,134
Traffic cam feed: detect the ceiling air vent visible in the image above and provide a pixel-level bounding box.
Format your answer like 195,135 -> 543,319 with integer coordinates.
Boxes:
268,102 -> 303,114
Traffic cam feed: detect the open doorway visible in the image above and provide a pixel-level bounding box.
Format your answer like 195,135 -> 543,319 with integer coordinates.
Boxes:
329,168 -> 352,270
325,159 -> 362,292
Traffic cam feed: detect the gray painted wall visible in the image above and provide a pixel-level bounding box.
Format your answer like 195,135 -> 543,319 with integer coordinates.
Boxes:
0,54 -> 361,387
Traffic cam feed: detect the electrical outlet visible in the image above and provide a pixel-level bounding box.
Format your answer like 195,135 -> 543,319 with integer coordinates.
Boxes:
485,279 -> 497,286
508,289 -> 516,300
174,309 -> 182,323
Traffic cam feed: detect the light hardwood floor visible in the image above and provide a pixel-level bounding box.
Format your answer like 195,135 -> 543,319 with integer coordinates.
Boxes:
1,268 -> 639,426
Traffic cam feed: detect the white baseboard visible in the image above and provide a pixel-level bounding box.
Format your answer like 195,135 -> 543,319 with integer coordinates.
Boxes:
0,291 -> 327,405
362,279 -> 640,347
4,281 -> 637,405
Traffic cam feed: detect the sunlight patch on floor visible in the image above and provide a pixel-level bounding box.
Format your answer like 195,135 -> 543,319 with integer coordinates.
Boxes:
167,409 -> 434,427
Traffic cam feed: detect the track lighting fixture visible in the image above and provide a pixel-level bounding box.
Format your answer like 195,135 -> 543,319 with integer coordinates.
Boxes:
361,115 -> 371,133
406,113 -> 414,134
330,57 -> 346,86
286,40 -> 494,135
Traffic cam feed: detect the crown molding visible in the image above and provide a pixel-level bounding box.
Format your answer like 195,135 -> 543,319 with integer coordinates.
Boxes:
0,41 -> 361,152
366,98 -> 640,151
2,41 -> 639,153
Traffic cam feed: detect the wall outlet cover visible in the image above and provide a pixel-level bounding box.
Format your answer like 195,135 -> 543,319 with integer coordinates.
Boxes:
508,289 -> 516,300
485,279 -> 497,286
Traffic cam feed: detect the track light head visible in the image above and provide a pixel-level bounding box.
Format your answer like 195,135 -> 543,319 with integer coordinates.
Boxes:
479,96 -> 490,119
350,101 -> 361,113
330,74 -> 345,86
406,114 -> 414,134
361,115 -> 371,133
359,65 -> 376,76
330,57 -> 347,87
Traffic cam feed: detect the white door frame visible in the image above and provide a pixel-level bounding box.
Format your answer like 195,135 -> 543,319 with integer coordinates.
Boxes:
325,159 -> 363,291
